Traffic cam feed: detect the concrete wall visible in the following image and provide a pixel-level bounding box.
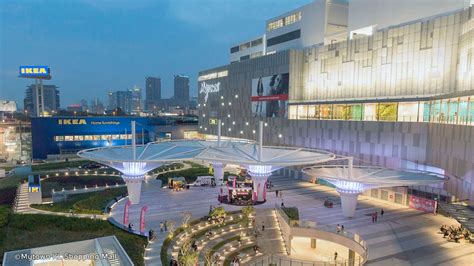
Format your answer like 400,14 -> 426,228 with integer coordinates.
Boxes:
348,0 -> 470,33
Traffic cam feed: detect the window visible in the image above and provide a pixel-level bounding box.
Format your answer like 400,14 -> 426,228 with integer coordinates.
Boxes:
230,46 -> 239,53
73,135 -> 84,141
267,11 -> 301,31
65,136 -> 74,141
251,38 -> 263,47
267,30 -> 301,47
84,135 -> 93,141
184,131 -> 199,139
381,190 -> 389,200
371,189 -> 379,198
394,193 -> 403,204
240,55 -> 250,61
377,103 -> 398,121
239,42 -> 250,51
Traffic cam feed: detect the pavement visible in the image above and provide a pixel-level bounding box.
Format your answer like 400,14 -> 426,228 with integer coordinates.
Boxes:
111,172 -> 474,266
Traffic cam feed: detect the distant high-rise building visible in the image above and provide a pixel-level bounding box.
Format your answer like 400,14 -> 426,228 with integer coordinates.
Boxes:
107,90 -> 132,114
174,75 -> 190,101
145,77 -> 161,111
80,99 -> 89,112
90,98 -> 105,114
24,84 -> 60,116
130,85 -> 141,114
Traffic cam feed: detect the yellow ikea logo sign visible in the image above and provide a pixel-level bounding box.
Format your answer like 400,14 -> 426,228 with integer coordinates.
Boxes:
19,66 -> 50,77
58,119 -> 87,125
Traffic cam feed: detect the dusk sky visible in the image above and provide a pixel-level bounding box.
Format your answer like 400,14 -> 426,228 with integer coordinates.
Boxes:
0,0 -> 311,108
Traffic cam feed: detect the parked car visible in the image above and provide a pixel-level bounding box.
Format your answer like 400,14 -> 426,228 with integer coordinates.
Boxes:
0,158 -> 7,163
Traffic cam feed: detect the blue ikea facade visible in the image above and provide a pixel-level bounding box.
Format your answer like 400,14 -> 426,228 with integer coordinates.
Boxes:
31,116 -> 166,159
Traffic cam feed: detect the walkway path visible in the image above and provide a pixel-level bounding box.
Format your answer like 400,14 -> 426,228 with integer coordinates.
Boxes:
255,208 -> 286,255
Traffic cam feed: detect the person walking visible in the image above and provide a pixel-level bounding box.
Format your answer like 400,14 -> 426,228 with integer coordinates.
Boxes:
336,224 -> 341,233
341,225 -> 344,232
375,211 -> 378,222
275,190 -> 279,197
371,213 -> 375,223
164,220 -> 168,231
334,252 -> 338,261
262,221 -> 265,231
160,221 -> 164,233
381,209 -> 384,216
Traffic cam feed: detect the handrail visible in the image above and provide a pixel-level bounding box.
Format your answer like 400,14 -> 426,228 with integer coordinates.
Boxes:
274,204 -> 368,265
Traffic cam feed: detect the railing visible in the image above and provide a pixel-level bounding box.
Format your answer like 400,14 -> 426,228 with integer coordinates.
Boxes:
274,204 -> 368,265
248,253 -> 365,266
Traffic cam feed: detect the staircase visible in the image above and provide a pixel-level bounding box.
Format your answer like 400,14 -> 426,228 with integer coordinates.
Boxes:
14,183 -> 30,213
254,208 -> 286,255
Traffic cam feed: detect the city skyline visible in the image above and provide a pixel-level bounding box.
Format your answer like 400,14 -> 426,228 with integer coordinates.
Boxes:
0,0 -> 310,108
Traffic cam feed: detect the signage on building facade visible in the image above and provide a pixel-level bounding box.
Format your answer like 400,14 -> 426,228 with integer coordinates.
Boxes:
199,81 -> 220,102
19,66 -> 51,78
209,118 -> 218,125
57,119 -> 121,125
251,73 -> 289,118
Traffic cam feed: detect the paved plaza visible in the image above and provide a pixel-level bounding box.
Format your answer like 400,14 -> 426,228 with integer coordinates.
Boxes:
111,172 -> 473,266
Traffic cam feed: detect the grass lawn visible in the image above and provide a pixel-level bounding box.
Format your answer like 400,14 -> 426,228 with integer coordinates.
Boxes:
32,187 -> 127,214
41,175 -> 124,198
31,160 -> 90,172
0,174 -> 28,205
0,210 -> 147,265
156,167 -> 210,185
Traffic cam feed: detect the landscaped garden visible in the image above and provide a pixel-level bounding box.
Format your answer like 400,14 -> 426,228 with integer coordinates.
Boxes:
0,208 -> 147,265
31,160 -> 90,172
31,187 -> 127,214
160,206 -> 261,266
156,162 -> 210,185
41,174 -> 124,198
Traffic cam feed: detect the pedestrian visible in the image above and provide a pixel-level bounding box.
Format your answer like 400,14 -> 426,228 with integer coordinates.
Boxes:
381,209 -> 384,216
341,225 -> 344,232
262,221 -> 265,231
281,200 -> 285,208
160,221 -> 164,232
375,211 -> 378,222
336,224 -> 341,233
334,251 -> 338,261
128,223 -> 133,232
275,190 -> 279,197
164,220 -> 168,231
371,213 -> 375,223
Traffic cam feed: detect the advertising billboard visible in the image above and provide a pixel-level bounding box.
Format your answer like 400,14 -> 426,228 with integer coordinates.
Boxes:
251,73 -> 289,118
19,66 -> 51,79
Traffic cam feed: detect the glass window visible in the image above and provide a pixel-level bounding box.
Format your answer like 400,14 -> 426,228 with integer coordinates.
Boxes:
458,97 -> 469,124
297,105 -> 308,119
377,103 -> 398,121
422,101 -> 431,122
371,189 -> 378,198
184,131 -> 199,139
398,102 -> 419,122
350,104 -> 363,120
448,98 -> 459,124
333,105 -> 345,120
84,135 -> 93,141
100,135 -> 109,140
120,134 -> 128,139
267,30 -> 301,47
364,103 -> 376,121
320,105 -> 333,119
112,135 -> 119,140
394,193 -> 403,204
92,135 -> 101,140
469,97 -> 474,125
65,136 -> 74,141
74,135 -> 84,141
308,105 -> 319,119
251,38 -> 263,47
381,190 -> 389,200
288,105 -> 298,119
440,99 -> 449,123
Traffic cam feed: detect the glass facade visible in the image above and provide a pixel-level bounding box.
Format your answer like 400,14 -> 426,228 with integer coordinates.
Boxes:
289,96 -> 474,125
54,134 -> 133,142
267,11 -> 302,32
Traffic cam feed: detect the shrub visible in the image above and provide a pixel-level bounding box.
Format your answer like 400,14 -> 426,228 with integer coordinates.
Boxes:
282,207 -> 299,220
0,206 -> 10,227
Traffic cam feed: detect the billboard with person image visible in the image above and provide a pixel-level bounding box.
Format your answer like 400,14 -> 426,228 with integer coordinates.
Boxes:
251,73 -> 289,118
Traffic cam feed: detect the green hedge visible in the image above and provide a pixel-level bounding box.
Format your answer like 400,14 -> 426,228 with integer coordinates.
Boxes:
41,175 -> 124,198
32,160 -> 89,172
282,207 -> 299,220
156,167 -> 210,185
32,187 -> 127,215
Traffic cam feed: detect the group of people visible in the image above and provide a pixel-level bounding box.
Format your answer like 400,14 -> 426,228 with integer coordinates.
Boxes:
336,224 -> 345,234
160,220 -> 169,232
230,256 -> 241,266
371,209 -> 384,223
440,224 -> 471,243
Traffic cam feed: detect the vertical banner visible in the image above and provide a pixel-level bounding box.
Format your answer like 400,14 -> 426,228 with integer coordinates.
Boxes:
123,200 -> 131,225
140,206 -> 148,233
233,176 -> 236,188
251,73 -> 289,118
408,195 -> 437,214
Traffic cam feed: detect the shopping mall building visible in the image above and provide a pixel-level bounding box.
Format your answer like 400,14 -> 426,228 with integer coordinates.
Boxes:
197,0 -> 474,202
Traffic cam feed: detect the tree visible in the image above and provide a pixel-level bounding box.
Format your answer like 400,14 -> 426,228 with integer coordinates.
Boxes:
210,206 -> 226,220
181,211 -> 192,228
179,239 -> 199,266
166,220 -> 176,238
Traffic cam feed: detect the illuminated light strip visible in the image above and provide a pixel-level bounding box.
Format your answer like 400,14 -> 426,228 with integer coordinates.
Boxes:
334,180 -> 364,193
248,165 -> 273,177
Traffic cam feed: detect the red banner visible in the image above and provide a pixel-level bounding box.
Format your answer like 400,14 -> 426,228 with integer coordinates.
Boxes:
123,200 -> 131,225
140,206 -> 148,233
251,94 -> 288,102
409,195 -> 437,214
